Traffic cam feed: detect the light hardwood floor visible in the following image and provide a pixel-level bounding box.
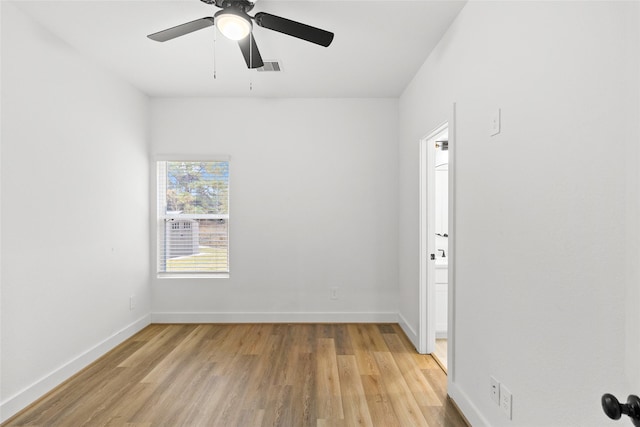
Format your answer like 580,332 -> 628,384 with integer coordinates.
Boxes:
3,324 -> 468,427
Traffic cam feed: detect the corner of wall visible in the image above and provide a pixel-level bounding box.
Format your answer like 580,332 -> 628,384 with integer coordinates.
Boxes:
398,312 -> 419,351
447,382 -> 490,427
0,315 -> 151,423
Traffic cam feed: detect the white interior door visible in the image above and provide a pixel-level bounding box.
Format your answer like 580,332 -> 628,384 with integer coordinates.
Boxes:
419,122 -> 448,355
418,103 -> 456,377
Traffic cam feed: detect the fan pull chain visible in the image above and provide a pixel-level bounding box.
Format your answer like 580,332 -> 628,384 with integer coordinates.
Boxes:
249,34 -> 253,91
213,27 -> 217,79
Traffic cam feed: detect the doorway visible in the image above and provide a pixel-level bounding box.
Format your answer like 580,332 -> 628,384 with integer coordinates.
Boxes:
433,134 -> 449,371
419,109 -> 455,378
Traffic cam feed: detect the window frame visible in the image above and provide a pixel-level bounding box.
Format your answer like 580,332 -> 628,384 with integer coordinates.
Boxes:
154,155 -> 231,279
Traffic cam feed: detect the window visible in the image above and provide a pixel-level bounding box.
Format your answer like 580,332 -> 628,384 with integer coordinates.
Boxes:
157,160 -> 229,275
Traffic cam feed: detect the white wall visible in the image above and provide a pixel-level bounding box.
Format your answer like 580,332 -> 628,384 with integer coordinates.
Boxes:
0,3 -> 150,421
150,98 -> 398,322
399,1 -> 639,426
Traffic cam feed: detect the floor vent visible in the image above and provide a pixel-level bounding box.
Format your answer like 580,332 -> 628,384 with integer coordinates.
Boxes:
257,61 -> 282,72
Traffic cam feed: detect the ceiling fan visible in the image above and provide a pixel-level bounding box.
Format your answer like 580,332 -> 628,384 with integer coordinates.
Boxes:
147,0 -> 334,69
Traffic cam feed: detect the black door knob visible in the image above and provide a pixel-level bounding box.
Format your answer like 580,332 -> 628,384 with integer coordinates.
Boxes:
602,393 -> 640,426
603,394 -> 624,420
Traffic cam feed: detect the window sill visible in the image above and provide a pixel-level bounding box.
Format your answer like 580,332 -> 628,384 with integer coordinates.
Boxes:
157,273 -> 230,279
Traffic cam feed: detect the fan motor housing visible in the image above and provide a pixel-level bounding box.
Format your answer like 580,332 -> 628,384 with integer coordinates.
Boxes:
203,0 -> 255,13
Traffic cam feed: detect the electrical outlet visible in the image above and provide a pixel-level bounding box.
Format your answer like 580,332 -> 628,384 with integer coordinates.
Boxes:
490,108 -> 501,136
490,376 -> 500,405
330,287 -> 339,300
130,295 -> 136,311
500,384 -> 512,419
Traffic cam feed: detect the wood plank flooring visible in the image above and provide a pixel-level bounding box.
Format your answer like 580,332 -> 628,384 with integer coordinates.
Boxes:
3,324 -> 468,427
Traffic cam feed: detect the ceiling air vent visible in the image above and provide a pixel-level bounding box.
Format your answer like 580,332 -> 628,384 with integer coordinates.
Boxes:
257,61 -> 282,72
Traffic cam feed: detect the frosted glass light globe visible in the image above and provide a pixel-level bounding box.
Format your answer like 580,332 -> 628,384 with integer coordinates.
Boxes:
217,13 -> 252,40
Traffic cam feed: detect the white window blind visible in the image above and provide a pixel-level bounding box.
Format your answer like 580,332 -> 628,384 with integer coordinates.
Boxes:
157,161 -> 229,274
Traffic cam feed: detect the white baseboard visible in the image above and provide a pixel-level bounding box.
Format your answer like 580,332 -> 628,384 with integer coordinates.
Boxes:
0,315 -> 151,423
151,311 -> 398,324
398,312 -> 419,351
448,381 -> 490,427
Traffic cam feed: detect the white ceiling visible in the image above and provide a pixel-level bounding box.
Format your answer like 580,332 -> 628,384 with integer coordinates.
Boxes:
14,0 -> 466,98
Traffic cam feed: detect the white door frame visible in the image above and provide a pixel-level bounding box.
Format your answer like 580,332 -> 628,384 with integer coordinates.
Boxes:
418,123 -> 444,355
418,104 -> 456,380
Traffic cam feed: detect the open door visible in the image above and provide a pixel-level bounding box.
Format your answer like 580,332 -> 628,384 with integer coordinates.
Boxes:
419,103 -> 457,380
419,122 -> 448,356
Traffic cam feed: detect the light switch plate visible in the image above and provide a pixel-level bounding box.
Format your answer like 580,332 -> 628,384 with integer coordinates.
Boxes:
490,108 -> 501,136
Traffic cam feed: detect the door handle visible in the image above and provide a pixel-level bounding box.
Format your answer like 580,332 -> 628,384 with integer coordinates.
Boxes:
430,254 -> 435,260
602,393 -> 640,426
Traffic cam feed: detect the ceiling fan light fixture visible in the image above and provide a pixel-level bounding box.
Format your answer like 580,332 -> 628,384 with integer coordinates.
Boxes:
215,9 -> 252,40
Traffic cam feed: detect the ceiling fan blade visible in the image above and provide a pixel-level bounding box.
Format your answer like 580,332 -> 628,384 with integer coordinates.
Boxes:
238,33 -> 264,69
254,12 -> 334,47
148,18 -> 215,42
